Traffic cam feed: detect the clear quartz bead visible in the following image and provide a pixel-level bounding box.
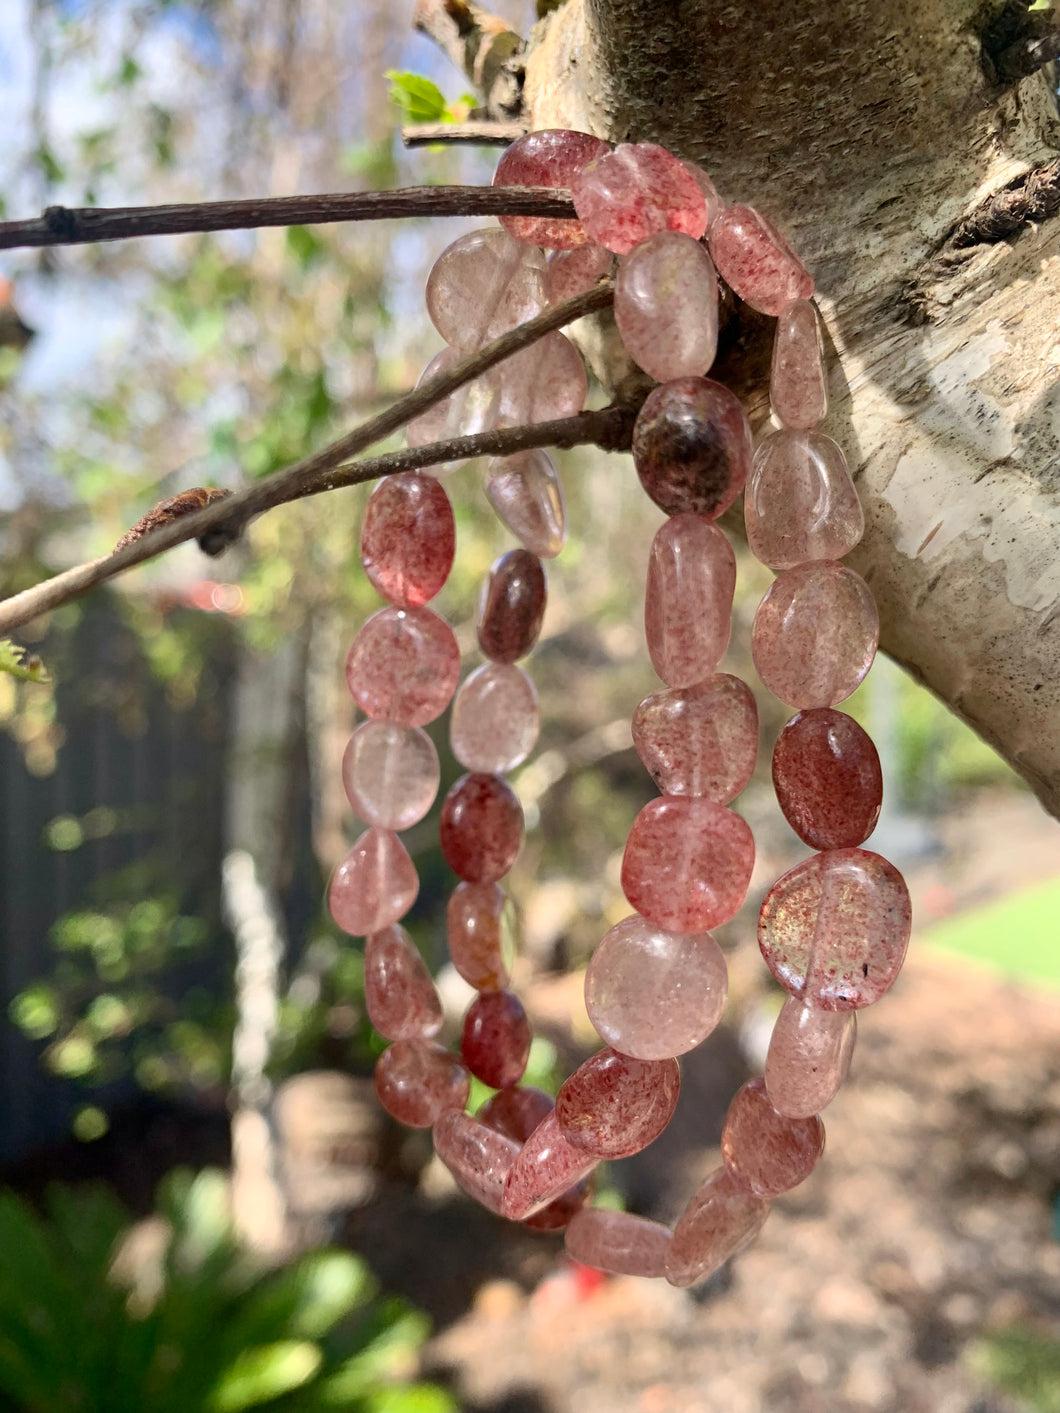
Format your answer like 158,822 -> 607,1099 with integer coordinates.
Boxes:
450,663 -> 539,774
765,998 -> 856,1118
615,231 -> 719,382
342,721 -> 440,830
405,347 -> 501,470
771,299 -> 828,428
496,331 -> 588,427
484,449 -> 567,558
328,828 -> 418,937
645,514 -> 736,687
745,429 -> 864,570
425,228 -> 547,351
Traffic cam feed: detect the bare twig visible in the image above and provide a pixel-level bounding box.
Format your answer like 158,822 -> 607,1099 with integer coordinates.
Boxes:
402,121 -> 526,147
413,0 -> 524,119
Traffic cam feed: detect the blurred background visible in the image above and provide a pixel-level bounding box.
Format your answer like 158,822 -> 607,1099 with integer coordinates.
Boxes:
0,1 -> 1058,1410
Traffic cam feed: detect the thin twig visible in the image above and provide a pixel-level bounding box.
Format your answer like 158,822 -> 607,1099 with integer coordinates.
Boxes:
402,121 -> 525,147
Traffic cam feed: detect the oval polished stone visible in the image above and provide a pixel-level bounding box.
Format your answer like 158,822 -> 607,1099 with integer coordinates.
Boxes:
771,299 -> 828,428
345,606 -> 460,727
632,675 -> 758,802
374,1040 -> 469,1128
681,161 -> 726,229
721,1078 -> 825,1198
621,797 -> 755,932
478,1085 -> 555,1142
426,227 -> 547,351
405,347 -> 501,464
502,1112 -> 598,1220
447,881 -> 514,990
632,377 -> 752,519
565,1208 -> 672,1278
571,143 -> 708,254
461,989 -> 532,1090
328,828 -> 418,937
556,1049 -> 680,1158
665,1166 -> 770,1288
360,472 -> 455,606
751,562 -> 879,709
614,231 -> 719,382
708,204 -> 814,316
433,1110 -> 519,1214
585,916 -> 728,1060
765,999 -> 856,1118
644,514 -> 736,687
758,848 -> 912,1010
546,243 -> 613,304
497,331 -> 588,427
364,924 -> 443,1042
451,663 -> 539,774
745,430 -> 864,570
477,550 -> 547,664
484,449 -> 566,558
342,721 -> 440,831
493,128 -> 611,249
440,774 -> 524,884
772,708 -> 883,849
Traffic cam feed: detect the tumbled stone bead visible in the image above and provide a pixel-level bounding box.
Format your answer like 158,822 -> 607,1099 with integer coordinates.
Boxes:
632,377 -> 752,519
765,999 -> 856,1118
360,472 -> 455,606
374,1039 -> 469,1128
405,348 -> 501,462
772,708 -> 883,849
708,204 -> 814,317
478,1084 -> 555,1142
493,128 -> 611,249
477,550 -> 547,664
364,924 -> 443,1041
328,828 -> 418,936
433,1109 -> 519,1214
484,450 -> 566,558
426,228 -> 547,351
546,243 -> 613,304
440,773 -> 524,884
461,988 -> 532,1090
758,848 -> 912,1009
632,675 -> 758,803
621,797 -> 755,933
342,721 -> 440,831
447,881 -> 514,990
721,1078 -> 825,1198
502,1111 -> 598,1220
565,1208 -> 671,1278
571,143 -> 708,254
497,331 -> 588,429
665,1167 -> 770,1288
585,915 -> 727,1060
644,515 -> 736,688
771,299 -> 827,428
345,606 -> 460,727
451,663 -> 539,774
556,1049 -> 680,1158
681,161 -> 726,229
615,232 -> 719,383
751,562 -> 879,709
745,430 -> 864,570
521,1179 -> 592,1232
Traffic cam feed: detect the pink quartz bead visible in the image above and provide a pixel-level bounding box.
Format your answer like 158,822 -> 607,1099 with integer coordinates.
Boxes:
478,1085 -> 555,1142
546,243 -> 613,304
364,924 -> 443,1042
614,232 -> 719,382
433,1109 -> 519,1214
745,430 -> 864,570
556,1048 -> 680,1158
721,1078 -> 825,1198
447,881 -> 514,990
708,204 -> 814,317
565,1208 -> 672,1278
621,797 -> 755,933
360,472 -> 455,606
328,828 -> 418,936
493,128 -> 611,249
502,1111 -> 598,1220
771,299 -> 828,428
484,449 -> 566,558
758,848 -> 912,1010
585,915 -> 728,1060
345,606 -> 460,727
765,998 -> 856,1119
772,708 -> 883,849
477,550 -> 547,664
342,721 -> 440,831
426,228 -> 547,351
374,1039 -> 469,1128
665,1167 -> 770,1288
440,773 -> 524,884
570,143 -> 708,255
496,331 -> 588,426
681,161 -> 726,229
461,988 -> 532,1090
751,562 -> 879,709
631,377 -> 752,519
632,675 -> 758,803
450,663 -> 539,774
644,514 -> 736,688
406,347 -> 501,461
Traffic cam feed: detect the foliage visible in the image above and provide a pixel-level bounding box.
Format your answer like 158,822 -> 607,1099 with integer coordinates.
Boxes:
970,1325 -> 1060,1412
0,639 -> 48,684
385,72 -> 476,126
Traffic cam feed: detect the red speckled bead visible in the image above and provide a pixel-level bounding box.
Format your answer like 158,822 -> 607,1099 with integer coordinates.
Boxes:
614,231 -> 719,382
493,128 -> 611,249
771,299 -> 828,428
565,1208 -> 672,1278
447,881 -> 514,990
478,1085 -> 555,1142
644,515 -> 736,687
342,722 -> 439,831
433,1110 -> 519,1214
556,1049 -> 680,1158
766,999 -> 856,1119
345,606 -> 460,727
758,848 -> 912,1010
632,675 -> 758,803
631,377 -> 752,519
571,143 -> 708,254
745,430 -> 864,571
622,796 -> 755,932
502,1111 -> 598,1220
374,1040 -> 470,1128
360,472 -> 455,606
477,550 -> 547,664
426,228 -> 546,351
546,243 -> 613,304
772,708 -> 883,849
440,773 -> 524,884
721,1078 -> 825,1198
461,989 -> 532,1090
665,1167 -> 770,1288
364,925 -> 442,1041
328,828 -> 418,936
708,204 -> 814,316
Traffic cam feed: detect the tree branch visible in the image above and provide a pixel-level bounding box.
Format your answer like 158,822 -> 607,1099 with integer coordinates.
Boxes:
401,121 -> 526,147
413,0 -> 525,119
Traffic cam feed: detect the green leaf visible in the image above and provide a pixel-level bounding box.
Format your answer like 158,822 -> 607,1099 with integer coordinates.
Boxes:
286,225 -> 325,268
385,71 -> 448,124
0,640 -> 49,683
9,983 -> 60,1040
362,1386 -> 459,1413
208,1341 -> 323,1412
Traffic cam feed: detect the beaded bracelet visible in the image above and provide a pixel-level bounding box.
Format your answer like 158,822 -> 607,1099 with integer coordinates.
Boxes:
328,129 -> 913,1289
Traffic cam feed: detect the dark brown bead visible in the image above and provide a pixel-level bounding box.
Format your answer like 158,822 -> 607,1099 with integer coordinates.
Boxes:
772,708 -> 883,849
631,377 -> 752,519
477,550 -> 547,663
440,773 -> 524,883
461,989 -> 532,1089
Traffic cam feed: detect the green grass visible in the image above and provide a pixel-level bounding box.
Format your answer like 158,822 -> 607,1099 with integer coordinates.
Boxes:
925,876 -> 1060,989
